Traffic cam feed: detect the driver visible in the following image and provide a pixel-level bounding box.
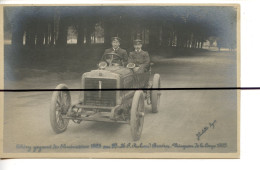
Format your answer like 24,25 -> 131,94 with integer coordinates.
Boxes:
128,39 -> 150,73
102,37 -> 128,66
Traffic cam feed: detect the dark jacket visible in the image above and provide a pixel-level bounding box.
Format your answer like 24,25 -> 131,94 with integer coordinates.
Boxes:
128,50 -> 150,72
102,47 -> 128,66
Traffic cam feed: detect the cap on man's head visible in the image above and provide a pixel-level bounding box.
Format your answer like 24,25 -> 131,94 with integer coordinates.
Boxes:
133,39 -> 142,45
111,37 -> 121,43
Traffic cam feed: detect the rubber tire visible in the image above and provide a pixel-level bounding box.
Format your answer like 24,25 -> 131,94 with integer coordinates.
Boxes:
151,74 -> 161,113
130,91 -> 145,141
50,84 -> 71,134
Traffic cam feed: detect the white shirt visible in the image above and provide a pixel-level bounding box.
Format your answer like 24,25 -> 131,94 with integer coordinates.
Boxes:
113,47 -> 119,51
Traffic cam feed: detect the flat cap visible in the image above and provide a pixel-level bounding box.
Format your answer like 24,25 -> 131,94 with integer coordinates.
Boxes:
133,39 -> 142,45
111,37 -> 121,42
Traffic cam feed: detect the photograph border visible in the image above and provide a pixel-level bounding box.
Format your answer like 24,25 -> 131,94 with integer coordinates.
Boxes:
0,3 -> 240,159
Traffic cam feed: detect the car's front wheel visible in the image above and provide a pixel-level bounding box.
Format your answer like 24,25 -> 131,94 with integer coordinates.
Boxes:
130,91 -> 145,141
50,84 -> 71,134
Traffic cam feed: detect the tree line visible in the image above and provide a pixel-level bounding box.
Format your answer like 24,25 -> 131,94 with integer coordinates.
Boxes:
5,6 -> 237,50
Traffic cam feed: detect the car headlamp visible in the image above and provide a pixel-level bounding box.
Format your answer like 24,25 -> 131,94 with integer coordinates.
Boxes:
127,63 -> 136,69
99,62 -> 107,69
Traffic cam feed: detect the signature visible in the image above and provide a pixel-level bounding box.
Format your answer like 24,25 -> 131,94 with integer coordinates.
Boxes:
209,120 -> 216,129
196,120 -> 217,141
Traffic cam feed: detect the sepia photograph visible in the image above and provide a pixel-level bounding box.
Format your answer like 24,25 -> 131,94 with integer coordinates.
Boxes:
0,4 -> 239,158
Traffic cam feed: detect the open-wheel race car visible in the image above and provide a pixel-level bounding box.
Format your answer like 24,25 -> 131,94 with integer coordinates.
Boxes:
50,52 -> 161,141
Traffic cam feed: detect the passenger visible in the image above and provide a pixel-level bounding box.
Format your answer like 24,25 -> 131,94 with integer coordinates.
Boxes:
128,39 -> 150,73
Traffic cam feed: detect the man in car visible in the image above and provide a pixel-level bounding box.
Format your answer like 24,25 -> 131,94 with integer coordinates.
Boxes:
102,37 -> 128,66
128,39 -> 150,73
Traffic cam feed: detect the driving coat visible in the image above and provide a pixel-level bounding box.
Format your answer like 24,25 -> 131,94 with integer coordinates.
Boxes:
128,50 -> 150,73
102,47 -> 128,66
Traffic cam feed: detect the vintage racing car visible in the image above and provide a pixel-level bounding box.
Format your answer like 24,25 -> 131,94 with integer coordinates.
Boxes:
50,52 -> 161,141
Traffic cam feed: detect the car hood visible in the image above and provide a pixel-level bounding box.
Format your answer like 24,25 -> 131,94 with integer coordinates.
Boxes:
85,66 -> 133,78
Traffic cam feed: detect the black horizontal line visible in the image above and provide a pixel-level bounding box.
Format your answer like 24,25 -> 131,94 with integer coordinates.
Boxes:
0,87 -> 260,92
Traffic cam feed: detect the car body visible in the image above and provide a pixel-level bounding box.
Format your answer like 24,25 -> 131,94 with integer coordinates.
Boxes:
50,52 -> 161,141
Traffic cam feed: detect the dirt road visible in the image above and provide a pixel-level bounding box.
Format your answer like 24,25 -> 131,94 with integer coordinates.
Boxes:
3,51 -> 238,153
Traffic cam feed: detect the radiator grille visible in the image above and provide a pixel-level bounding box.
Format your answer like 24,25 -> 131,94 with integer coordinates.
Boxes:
84,78 -> 117,107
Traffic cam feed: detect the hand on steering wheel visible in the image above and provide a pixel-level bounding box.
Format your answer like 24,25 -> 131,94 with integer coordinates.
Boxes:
102,52 -> 123,66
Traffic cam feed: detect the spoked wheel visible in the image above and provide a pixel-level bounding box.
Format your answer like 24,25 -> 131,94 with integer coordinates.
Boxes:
130,91 -> 145,141
151,74 -> 161,113
50,84 -> 71,133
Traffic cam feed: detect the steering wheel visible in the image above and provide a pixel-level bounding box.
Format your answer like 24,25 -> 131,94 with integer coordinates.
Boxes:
102,52 -> 123,66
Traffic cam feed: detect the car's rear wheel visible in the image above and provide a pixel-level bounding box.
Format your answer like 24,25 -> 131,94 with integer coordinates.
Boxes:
151,74 -> 161,113
130,91 -> 145,141
50,84 -> 71,134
